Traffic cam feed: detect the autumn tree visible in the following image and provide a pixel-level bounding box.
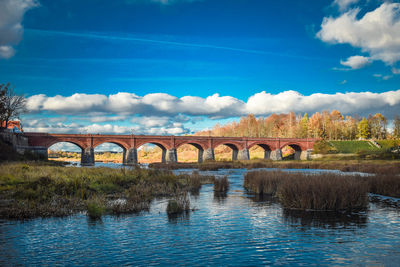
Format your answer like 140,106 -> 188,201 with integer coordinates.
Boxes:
393,115 -> 400,139
368,113 -> 387,139
299,113 -> 309,138
0,83 -> 27,130
357,117 -> 370,139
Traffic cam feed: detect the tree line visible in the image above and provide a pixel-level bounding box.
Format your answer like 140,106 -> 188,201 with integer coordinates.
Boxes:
196,111 -> 400,140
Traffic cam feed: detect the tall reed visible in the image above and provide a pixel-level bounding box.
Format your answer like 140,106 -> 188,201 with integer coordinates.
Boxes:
244,171 -> 369,211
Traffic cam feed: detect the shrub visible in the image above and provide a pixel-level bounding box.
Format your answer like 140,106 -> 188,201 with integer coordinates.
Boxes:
87,201 -> 105,219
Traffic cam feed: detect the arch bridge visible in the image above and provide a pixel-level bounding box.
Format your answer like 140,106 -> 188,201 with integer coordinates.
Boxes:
24,133 -> 318,166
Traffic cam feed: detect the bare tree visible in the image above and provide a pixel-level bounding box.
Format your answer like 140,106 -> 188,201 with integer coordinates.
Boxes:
0,83 -> 26,130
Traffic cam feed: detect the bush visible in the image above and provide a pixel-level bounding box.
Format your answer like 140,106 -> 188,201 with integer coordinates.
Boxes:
87,201 -> 105,219
313,140 -> 337,154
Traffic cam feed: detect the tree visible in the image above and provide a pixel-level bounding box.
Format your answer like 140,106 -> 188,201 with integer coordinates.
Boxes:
368,113 -> 387,139
357,117 -> 370,139
394,115 -> 400,139
0,83 -> 26,130
300,113 -> 309,138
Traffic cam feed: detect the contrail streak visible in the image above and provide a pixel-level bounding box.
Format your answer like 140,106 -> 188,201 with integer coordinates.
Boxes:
26,28 -> 316,60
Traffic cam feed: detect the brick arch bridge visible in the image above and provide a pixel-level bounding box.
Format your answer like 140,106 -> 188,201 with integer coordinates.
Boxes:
24,133 -> 318,166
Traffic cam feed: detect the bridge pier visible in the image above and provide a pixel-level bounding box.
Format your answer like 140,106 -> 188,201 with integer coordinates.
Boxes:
294,150 -> 301,160
264,150 -> 271,160
270,149 -> 282,161
232,149 -> 238,161
81,147 -> 95,166
238,148 -> 250,160
197,149 -> 204,163
166,148 -> 177,163
203,148 -> 215,161
300,149 -> 312,160
125,148 -> 138,165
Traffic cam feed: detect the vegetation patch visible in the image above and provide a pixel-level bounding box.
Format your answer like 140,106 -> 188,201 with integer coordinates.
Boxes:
329,141 -> 382,153
0,162 -> 214,219
244,171 -> 368,211
166,192 -> 190,216
213,176 -> 229,193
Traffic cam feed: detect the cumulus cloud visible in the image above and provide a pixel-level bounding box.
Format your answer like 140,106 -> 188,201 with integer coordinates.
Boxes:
317,2 -> 400,65
26,90 -> 400,122
333,0 -> 359,12
340,55 -> 371,69
27,92 -> 245,118
0,0 -> 38,59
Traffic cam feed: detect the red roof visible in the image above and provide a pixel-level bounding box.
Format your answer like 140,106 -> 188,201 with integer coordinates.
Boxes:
1,121 -> 21,130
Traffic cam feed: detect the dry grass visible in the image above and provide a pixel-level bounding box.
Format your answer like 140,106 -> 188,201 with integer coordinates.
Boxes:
213,176 -> 229,193
367,174 -> 400,198
244,171 -> 369,211
0,162 -> 214,219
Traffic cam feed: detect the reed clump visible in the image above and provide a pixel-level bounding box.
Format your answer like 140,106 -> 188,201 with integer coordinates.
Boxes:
213,176 -> 229,193
0,162 -> 214,219
244,171 -> 369,211
368,174 -> 400,198
166,192 -> 190,215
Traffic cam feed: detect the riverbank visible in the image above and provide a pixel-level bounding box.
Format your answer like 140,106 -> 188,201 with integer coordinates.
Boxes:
149,159 -> 400,174
0,162 -> 214,219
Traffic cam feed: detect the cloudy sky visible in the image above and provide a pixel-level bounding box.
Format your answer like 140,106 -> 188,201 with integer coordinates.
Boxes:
1,0 -> 400,138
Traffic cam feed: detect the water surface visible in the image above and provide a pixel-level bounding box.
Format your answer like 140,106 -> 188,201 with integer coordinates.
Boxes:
1,166 -> 399,266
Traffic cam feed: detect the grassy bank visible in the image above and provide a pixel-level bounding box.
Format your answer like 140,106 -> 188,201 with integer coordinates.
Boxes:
244,170 -> 400,211
0,162 -> 214,219
149,159 -> 400,174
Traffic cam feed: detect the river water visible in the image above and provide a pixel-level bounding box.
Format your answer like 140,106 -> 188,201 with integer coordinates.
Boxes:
1,164 -> 399,266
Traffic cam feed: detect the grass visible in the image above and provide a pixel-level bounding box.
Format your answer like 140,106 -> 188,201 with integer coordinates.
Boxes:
0,162 -> 214,219
368,174 -> 400,198
244,171 -> 369,211
166,192 -> 190,216
330,140 -> 382,153
213,176 -> 229,193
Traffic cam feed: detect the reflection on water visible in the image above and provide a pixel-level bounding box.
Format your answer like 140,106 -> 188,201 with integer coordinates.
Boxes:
1,166 -> 400,266
282,209 -> 368,229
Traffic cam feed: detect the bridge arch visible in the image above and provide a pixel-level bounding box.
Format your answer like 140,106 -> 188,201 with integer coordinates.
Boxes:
280,143 -> 304,160
213,142 -> 241,161
92,142 -> 127,164
136,142 -> 168,163
47,140 -> 84,150
176,142 -> 205,163
92,140 -> 130,150
248,143 -> 273,160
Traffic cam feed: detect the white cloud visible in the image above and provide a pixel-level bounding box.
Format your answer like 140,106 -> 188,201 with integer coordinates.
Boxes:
0,0 -> 38,59
0,45 -> 15,59
340,55 -> 371,69
26,90 -> 400,122
317,3 -> 400,65
333,0 -> 360,12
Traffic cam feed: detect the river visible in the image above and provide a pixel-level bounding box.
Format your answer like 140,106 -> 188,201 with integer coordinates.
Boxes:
0,163 -> 399,266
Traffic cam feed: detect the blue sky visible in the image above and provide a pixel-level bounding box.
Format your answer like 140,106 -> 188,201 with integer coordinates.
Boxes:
1,0 -> 400,142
